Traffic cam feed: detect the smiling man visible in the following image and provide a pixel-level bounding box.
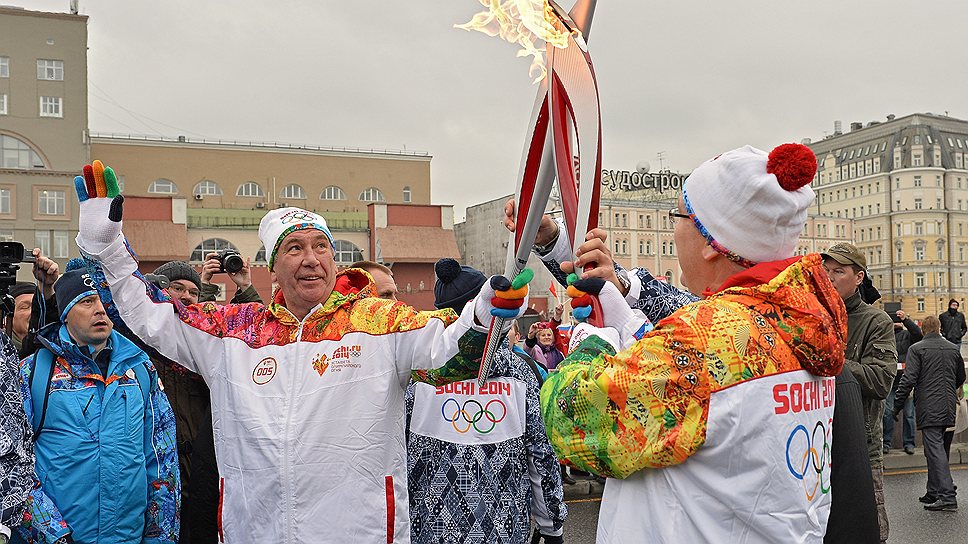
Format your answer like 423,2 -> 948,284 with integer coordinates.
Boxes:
69,161 -> 529,543
17,268 -> 179,544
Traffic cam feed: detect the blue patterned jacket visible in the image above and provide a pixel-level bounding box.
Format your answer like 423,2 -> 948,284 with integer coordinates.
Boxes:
0,332 -> 32,538
18,324 -> 179,544
406,340 -> 566,543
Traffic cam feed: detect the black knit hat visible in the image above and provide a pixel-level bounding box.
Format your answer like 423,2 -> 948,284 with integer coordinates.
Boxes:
153,261 -> 201,290
433,258 -> 487,313
9,281 -> 35,300
55,268 -> 99,321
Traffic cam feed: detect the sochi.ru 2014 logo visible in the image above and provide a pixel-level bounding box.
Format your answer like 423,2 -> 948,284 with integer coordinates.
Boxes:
785,420 -> 831,500
252,357 -> 277,385
441,398 -> 506,434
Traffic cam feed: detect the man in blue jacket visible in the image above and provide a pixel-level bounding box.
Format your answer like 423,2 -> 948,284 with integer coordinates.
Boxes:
17,269 -> 179,544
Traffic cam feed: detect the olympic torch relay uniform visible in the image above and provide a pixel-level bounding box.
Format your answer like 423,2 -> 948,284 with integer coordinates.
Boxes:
542,254 -> 848,543
78,234 -> 489,543
406,341 -> 566,543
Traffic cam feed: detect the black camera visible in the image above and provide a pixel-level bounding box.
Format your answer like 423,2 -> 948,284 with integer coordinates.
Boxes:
0,241 -> 35,265
215,249 -> 244,274
0,242 -> 36,321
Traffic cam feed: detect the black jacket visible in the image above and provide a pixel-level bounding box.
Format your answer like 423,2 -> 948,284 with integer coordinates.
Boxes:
894,318 -> 922,364
824,369 -> 879,544
895,333 -> 967,429
939,309 -> 967,344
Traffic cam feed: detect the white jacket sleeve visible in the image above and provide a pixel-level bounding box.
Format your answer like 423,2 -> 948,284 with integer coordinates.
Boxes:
80,236 -> 226,382
395,299 -> 490,386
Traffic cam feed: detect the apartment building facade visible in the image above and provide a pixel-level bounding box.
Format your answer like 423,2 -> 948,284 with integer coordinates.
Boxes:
807,113 -> 968,318
0,6 -> 89,274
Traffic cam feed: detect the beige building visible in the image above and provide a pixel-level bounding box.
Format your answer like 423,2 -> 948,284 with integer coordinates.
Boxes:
807,113 -> 968,319
91,135 -> 433,267
0,6 -> 89,273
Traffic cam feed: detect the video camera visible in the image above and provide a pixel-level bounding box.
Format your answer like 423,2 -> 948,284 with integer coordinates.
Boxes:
0,241 -> 36,321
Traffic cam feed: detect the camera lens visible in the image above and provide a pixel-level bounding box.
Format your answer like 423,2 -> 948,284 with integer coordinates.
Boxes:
223,253 -> 244,274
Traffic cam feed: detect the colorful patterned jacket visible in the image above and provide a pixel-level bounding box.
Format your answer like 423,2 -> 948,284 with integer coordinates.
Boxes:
18,324 -> 179,544
405,340 -> 566,543
85,235 -> 488,544
541,254 -> 848,543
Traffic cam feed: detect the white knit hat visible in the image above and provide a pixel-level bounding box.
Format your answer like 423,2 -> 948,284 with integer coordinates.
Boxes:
258,207 -> 335,270
682,143 -> 817,266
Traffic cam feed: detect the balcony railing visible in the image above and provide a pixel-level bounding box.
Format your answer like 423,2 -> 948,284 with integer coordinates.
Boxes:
187,215 -> 369,232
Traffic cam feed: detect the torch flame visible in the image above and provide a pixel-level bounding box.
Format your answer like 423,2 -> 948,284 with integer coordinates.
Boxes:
457,0 -> 571,83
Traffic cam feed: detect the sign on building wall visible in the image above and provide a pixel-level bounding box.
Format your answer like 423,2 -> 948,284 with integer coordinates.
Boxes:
601,169 -> 687,193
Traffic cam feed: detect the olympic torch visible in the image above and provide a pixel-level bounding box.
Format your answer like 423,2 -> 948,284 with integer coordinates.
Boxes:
476,0 -> 603,387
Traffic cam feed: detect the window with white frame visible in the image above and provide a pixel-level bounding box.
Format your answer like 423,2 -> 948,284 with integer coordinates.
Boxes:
38,189 -> 65,215
0,94 -> 6,115
915,246 -> 924,261
35,231 -> 50,256
39,96 -> 62,118
896,274 -> 903,288
148,179 -> 178,194
403,186 -> 412,203
0,231 -> 13,242
193,180 -> 222,196
190,238 -> 237,262
236,182 -> 264,197
280,184 -> 306,199
321,186 -> 346,200
0,57 -> 8,78
914,198 -> 922,210
36,59 -> 63,80
359,187 -> 385,202
333,240 -> 363,265
0,188 -> 9,214
918,298 -> 925,312
53,230 -> 69,258
915,272 -> 925,287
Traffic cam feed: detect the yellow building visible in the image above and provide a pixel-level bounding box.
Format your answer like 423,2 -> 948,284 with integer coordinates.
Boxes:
807,113 -> 968,319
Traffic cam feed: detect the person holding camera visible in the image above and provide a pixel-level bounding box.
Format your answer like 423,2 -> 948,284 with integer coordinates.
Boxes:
199,251 -> 260,304
0,327 -> 30,544
883,309 -> 922,456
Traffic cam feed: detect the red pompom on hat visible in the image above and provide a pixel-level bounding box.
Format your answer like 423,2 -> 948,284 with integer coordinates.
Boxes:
767,143 -> 817,191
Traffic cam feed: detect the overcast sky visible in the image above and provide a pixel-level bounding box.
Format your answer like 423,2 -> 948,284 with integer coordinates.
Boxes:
18,0 -> 968,220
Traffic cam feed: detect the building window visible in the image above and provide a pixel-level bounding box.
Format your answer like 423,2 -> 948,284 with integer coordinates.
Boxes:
0,57 -> 8,78
914,175 -> 922,187
36,59 -> 64,80
333,240 -> 363,265
915,222 -> 923,235
896,274 -> 903,288
0,135 -> 45,169
39,96 -> 62,118
913,153 -> 922,167
254,245 -> 267,263
280,184 -> 306,199
148,179 -> 178,194
0,93 -> 6,115
236,182 -> 264,197
403,186 -> 412,203
35,231 -> 50,256
918,298 -> 925,313
321,186 -> 346,200
621,240 -> 627,254
359,187 -> 385,202
193,180 -> 223,196
915,247 -> 924,261
38,190 -> 65,215
0,231 -> 12,242
0,188 -> 9,214
916,273 -> 926,288
896,246 -> 903,261
639,240 -> 644,254
190,238 -> 237,262
646,240 -> 652,254
914,198 -> 922,210
53,231 -> 69,258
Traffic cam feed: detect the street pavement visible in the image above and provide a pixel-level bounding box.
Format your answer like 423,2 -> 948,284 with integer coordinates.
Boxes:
560,463 -> 968,543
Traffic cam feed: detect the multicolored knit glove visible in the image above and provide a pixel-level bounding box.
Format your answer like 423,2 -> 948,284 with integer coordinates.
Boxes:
570,275 -> 653,348
475,268 -> 533,329
74,160 -> 124,254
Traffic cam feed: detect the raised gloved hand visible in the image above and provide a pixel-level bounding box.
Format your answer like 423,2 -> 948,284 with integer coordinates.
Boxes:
475,268 -> 533,330
74,160 -> 124,254
570,275 -> 653,348
531,529 -> 564,544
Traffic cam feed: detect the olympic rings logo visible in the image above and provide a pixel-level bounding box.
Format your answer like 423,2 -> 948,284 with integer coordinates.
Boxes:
441,398 -> 507,434
785,420 -> 831,501
280,209 -> 317,224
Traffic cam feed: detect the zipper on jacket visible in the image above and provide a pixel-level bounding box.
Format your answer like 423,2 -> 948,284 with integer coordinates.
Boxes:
283,319 -> 306,541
